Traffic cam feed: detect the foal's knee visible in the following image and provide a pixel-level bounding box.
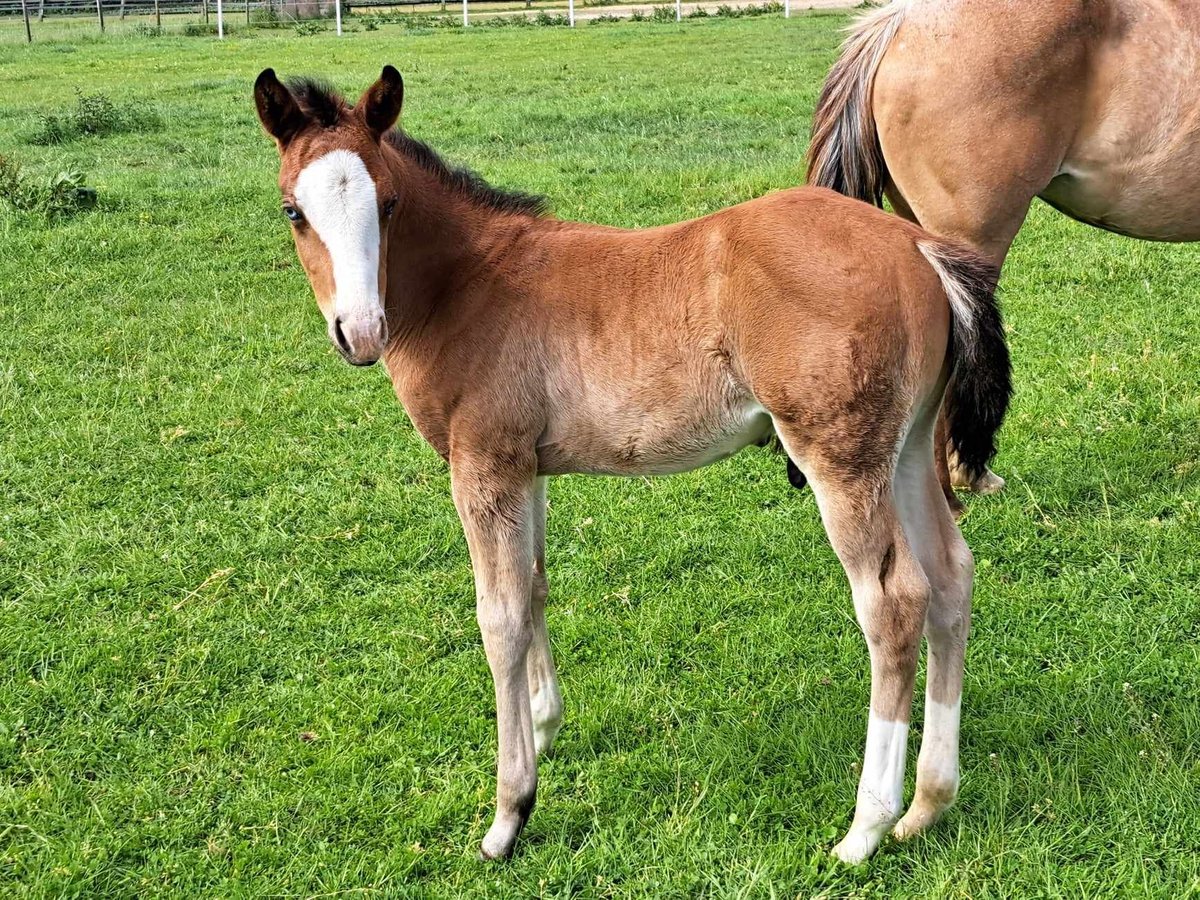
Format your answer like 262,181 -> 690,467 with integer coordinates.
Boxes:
476,602 -> 533,662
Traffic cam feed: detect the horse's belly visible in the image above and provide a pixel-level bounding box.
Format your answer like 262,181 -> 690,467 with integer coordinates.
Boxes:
536,400 -> 775,477
1040,163 -> 1200,242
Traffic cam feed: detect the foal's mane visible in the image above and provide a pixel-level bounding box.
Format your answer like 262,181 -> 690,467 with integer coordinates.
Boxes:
286,77 -> 549,218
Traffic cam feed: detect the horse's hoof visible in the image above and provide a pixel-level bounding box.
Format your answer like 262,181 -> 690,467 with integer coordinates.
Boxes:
830,828 -> 883,865
971,468 -> 1006,494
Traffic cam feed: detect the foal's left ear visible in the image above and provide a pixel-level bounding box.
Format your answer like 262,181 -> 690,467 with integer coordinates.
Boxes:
358,65 -> 404,139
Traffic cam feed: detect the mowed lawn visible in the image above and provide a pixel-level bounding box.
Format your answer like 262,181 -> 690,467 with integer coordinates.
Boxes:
1,13 -> 1199,898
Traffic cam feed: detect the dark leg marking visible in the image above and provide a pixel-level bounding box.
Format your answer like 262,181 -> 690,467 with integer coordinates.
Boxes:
878,541 -> 895,590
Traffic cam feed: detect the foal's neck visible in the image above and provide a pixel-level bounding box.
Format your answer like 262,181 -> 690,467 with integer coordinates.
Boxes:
379,139 -> 541,347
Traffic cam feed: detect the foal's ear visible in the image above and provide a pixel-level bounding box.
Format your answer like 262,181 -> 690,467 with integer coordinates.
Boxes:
254,68 -> 307,149
358,65 -> 404,139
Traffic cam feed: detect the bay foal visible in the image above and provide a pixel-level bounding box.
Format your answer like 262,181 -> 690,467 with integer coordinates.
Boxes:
255,67 -> 1011,864
810,0 -> 1200,496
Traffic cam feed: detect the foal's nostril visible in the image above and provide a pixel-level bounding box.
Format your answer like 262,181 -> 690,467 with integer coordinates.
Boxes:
333,317 -> 352,356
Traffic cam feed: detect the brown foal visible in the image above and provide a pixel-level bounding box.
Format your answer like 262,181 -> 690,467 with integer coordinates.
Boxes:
255,66 -> 1011,864
810,0 -> 1200,497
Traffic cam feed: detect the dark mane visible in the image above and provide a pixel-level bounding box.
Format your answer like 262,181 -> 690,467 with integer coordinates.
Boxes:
384,130 -> 549,218
285,77 -> 347,129
284,78 -> 549,218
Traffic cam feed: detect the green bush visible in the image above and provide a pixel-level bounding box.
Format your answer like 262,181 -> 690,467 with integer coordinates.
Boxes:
182,21 -> 222,35
0,154 -> 97,219
293,19 -> 325,34
651,4 -> 676,20
250,6 -> 283,26
27,90 -> 160,146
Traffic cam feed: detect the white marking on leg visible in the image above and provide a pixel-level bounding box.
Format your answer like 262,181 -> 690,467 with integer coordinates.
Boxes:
833,711 -> 908,864
293,149 -> 385,355
919,696 -> 960,793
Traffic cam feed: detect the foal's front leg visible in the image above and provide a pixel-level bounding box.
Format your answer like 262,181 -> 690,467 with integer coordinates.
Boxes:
451,453 -> 539,861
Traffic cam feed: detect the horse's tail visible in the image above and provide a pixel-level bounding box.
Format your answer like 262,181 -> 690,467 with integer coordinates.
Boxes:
918,240 -> 1012,480
806,1 -> 908,205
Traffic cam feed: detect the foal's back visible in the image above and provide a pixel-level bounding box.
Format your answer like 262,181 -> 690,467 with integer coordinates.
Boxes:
522,187 -> 951,478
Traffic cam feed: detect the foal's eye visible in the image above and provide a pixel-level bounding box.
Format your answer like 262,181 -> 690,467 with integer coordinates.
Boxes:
382,198 -> 397,219
283,205 -> 303,223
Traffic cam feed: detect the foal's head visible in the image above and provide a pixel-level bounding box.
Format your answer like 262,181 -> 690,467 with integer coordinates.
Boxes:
254,66 -> 404,366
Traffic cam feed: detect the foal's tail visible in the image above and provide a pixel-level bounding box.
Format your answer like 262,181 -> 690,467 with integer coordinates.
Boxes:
806,1 -> 908,205
918,241 -> 1012,480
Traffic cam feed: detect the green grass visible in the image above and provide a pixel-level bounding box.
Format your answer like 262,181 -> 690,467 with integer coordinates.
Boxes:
1,13 -> 1199,898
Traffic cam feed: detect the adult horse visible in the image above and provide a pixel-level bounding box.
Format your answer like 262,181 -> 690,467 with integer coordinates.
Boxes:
808,0 -> 1200,494
254,66 -> 1010,863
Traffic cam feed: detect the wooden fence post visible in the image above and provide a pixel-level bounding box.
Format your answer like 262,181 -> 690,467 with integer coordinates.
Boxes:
38,0 -> 45,22
21,0 -> 32,41
96,0 -> 105,31
155,0 -> 161,27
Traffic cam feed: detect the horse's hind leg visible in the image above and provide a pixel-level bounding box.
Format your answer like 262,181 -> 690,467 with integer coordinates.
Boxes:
888,411 -> 975,840
783,435 -> 931,864
528,477 -> 563,755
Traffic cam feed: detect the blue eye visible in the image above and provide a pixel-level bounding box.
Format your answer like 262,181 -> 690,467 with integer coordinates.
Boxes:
283,205 -> 303,223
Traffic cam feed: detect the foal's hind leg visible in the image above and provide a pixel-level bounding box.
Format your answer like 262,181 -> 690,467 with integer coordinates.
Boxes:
888,418 -> 975,840
789,449 -> 931,864
528,477 -> 563,755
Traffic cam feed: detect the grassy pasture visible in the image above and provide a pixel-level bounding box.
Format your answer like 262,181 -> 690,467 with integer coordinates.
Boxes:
1,13 -> 1199,898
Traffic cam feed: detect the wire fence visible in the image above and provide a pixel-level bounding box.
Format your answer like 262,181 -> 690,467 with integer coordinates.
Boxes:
1,0 -> 803,41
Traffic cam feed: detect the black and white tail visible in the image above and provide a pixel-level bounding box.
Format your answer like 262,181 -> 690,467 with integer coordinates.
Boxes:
918,241 -> 1012,479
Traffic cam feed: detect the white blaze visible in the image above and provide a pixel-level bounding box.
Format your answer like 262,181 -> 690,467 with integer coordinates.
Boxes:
294,149 -> 383,350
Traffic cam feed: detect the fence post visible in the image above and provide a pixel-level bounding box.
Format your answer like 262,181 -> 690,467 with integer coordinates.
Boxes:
21,0 -> 32,41
246,0 -> 250,25
38,0 -> 44,21
155,0 -> 161,27
96,0 -> 105,31
568,0 -> 573,26
675,0 -> 680,20
203,0 -> 209,23
217,0 -> 223,35
335,0 -> 341,34
461,0 -> 467,26
119,0 -> 125,19
784,0 -> 789,16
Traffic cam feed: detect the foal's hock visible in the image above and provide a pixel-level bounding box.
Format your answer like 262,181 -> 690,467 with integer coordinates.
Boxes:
255,66 -> 1012,864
